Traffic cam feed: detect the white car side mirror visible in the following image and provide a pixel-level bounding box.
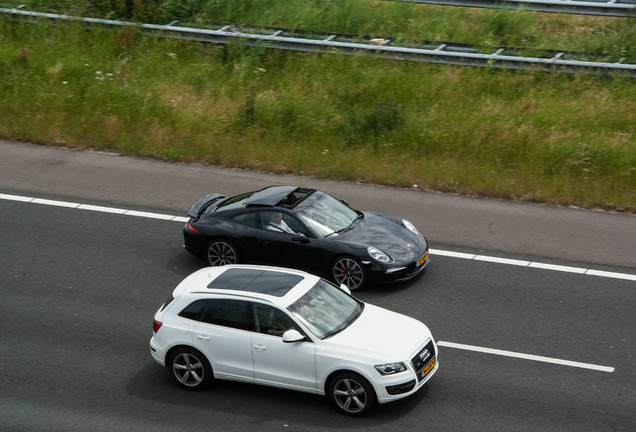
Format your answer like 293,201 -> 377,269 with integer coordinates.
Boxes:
282,329 -> 306,343
339,284 -> 351,295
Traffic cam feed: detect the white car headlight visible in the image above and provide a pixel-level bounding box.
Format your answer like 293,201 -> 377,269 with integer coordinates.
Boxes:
403,219 -> 421,236
368,247 -> 390,263
375,362 -> 407,375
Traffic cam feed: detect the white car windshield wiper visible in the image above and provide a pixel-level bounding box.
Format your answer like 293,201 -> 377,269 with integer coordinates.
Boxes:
322,304 -> 364,339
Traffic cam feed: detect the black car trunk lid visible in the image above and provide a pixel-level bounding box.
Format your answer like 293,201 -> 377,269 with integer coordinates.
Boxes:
186,193 -> 226,219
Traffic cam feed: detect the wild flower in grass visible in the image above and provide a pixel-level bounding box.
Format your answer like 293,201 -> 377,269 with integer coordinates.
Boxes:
95,71 -> 114,83
166,52 -> 176,58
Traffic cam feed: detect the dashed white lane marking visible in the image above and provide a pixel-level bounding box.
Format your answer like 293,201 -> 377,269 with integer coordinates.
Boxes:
2,192 -> 635,281
1,193 -> 189,222
430,249 -> 636,281
438,341 -> 615,373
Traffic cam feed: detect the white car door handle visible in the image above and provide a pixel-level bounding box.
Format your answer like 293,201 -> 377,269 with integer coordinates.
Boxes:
197,335 -> 210,341
253,344 -> 267,351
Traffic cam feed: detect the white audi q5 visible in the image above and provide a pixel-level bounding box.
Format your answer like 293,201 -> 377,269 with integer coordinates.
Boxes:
150,264 -> 438,416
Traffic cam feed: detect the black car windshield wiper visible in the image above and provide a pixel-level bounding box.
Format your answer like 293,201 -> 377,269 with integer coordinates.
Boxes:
326,226 -> 351,237
325,213 -> 363,237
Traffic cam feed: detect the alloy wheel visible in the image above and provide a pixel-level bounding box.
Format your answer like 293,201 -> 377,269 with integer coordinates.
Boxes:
332,377 -> 369,415
206,241 -> 238,266
172,352 -> 205,388
333,257 -> 365,290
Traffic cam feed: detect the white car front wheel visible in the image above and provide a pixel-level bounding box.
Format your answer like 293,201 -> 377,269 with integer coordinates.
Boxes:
328,372 -> 376,416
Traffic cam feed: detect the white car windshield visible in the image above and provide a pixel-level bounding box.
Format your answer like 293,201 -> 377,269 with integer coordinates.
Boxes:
288,279 -> 363,339
297,193 -> 359,238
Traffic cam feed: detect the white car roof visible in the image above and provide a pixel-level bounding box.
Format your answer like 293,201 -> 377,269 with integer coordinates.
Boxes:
172,264 -> 321,308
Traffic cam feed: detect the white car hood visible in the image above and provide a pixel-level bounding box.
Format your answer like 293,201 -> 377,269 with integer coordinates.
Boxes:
325,303 -> 431,362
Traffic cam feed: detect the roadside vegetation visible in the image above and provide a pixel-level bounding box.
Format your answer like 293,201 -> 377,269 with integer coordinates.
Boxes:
1,1 -> 634,212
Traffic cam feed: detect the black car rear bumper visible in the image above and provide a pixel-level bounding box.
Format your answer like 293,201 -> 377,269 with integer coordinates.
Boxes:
183,226 -> 207,257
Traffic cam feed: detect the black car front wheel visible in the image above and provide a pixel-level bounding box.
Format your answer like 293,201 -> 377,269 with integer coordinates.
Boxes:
205,240 -> 239,266
168,347 -> 213,390
332,256 -> 366,291
328,372 -> 377,416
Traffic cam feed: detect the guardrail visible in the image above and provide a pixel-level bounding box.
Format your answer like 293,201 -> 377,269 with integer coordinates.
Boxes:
385,0 -> 636,17
1,7 -> 634,77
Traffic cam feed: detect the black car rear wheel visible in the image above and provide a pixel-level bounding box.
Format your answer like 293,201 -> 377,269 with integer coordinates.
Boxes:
205,240 -> 239,266
332,256 -> 366,291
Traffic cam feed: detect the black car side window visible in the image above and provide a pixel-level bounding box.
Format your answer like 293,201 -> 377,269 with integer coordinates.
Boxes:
232,212 -> 258,227
260,211 -> 310,236
283,215 -> 310,236
201,299 -> 251,331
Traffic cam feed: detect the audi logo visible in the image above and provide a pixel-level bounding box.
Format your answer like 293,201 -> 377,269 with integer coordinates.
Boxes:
419,349 -> 430,362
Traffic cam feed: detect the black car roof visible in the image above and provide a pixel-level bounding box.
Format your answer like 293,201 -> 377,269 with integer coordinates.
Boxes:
244,185 -> 300,207
207,267 -> 304,297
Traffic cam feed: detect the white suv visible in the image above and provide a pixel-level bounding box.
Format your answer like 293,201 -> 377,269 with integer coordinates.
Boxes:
150,264 -> 438,416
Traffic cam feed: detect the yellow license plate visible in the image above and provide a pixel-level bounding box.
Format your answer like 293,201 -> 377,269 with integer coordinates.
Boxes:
417,252 -> 429,267
420,358 -> 436,379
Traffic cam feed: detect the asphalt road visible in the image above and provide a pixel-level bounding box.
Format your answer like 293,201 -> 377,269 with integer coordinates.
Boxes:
1,140 -> 635,431
1,140 -> 634,269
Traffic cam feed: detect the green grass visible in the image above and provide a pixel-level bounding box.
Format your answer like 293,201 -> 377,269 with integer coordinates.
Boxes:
0,1 -> 634,212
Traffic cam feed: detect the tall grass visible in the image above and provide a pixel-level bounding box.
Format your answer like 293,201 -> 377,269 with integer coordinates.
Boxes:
6,0 -> 636,57
0,2 -> 634,211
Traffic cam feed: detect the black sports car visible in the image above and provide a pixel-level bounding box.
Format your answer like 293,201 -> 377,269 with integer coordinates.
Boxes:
183,186 -> 429,290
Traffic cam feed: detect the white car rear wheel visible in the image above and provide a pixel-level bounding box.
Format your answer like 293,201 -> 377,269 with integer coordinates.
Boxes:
169,348 -> 212,390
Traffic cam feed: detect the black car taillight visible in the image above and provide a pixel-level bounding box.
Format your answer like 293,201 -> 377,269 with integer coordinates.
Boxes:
186,220 -> 199,232
153,319 -> 163,333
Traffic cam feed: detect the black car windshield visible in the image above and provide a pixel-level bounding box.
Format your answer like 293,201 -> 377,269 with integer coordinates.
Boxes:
297,193 -> 358,238
288,279 -> 363,339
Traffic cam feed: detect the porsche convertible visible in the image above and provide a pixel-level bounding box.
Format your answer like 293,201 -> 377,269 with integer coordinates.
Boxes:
182,185 -> 429,290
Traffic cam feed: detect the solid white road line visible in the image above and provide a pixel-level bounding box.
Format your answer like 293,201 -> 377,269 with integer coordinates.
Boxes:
438,341 -> 615,373
2,192 -> 635,281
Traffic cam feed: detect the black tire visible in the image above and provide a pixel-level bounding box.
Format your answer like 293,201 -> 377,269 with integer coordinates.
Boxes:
168,347 -> 213,390
327,372 -> 377,416
331,256 -> 366,291
205,239 -> 239,266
